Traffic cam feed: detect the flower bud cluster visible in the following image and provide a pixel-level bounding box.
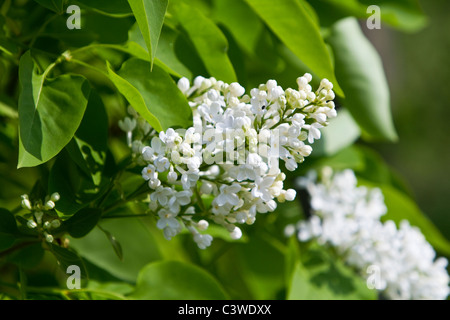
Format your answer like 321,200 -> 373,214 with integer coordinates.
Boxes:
21,193 -> 61,243
119,75 -> 336,249
287,168 -> 450,300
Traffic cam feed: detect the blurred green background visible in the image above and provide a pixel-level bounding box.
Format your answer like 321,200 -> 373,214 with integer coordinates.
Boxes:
367,0 -> 450,238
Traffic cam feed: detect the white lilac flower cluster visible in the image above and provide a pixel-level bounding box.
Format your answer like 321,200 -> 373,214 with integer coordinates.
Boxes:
287,168 -> 450,300
120,74 -> 336,249
21,192 -> 61,243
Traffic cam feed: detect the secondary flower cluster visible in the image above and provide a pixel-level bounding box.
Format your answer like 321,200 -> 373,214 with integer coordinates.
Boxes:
120,74 -> 336,249
286,168 -> 450,300
21,192 -> 61,243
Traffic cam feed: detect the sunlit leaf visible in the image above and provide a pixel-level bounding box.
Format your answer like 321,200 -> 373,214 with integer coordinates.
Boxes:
18,51 -> 90,168
328,18 -> 398,141
288,244 -> 377,300
244,0 -> 343,96
170,0 -> 237,83
64,208 -> 102,238
313,109 -> 361,157
127,0 -> 168,66
107,58 -> 192,131
69,218 -> 162,283
130,261 -> 228,299
307,0 -> 427,32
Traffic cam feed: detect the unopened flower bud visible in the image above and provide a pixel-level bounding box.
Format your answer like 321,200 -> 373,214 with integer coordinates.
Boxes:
50,192 -> 60,202
27,220 -> 37,229
303,73 -> 312,83
229,82 -> 245,97
51,220 -> 61,229
21,198 -> 32,210
44,200 -> 55,210
197,219 -> 209,231
167,170 -> 178,183
44,233 -> 54,243
320,79 -> 333,91
230,227 -> 242,240
177,77 -> 190,94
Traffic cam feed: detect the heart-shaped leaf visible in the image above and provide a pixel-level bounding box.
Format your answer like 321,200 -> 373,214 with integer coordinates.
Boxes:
18,51 -> 90,168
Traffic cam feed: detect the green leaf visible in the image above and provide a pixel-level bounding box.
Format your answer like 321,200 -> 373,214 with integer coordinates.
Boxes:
130,261 -> 228,299
44,13 -> 135,48
0,208 -> 19,251
33,0 -> 65,14
170,0 -> 237,83
48,152 -> 106,217
69,218 -> 162,283
128,24 -> 192,78
359,180 -> 450,257
18,51 -> 90,168
127,0 -> 168,66
237,234 -> 286,300
63,208 -> 102,238
303,146 -> 365,176
212,0 -> 264,56
288,244 -> 377,300
354,145 -> 393,185
367,0 -> 428,32
65,90 -> 108,185
7,242 -> 45,268
308,0 -> 427,32
107,58 -> 192,131
328,17 -> 397,141
154,26 -> 193,79
74,0 -> 132,15
49,244 -> 88,277
99,227 -> 123,261
312,109 -> 361,157
244,0 -> 343,96
353,146 -> 413,197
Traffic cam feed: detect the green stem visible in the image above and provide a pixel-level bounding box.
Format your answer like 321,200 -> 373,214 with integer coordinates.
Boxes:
41,60 -> 59,81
